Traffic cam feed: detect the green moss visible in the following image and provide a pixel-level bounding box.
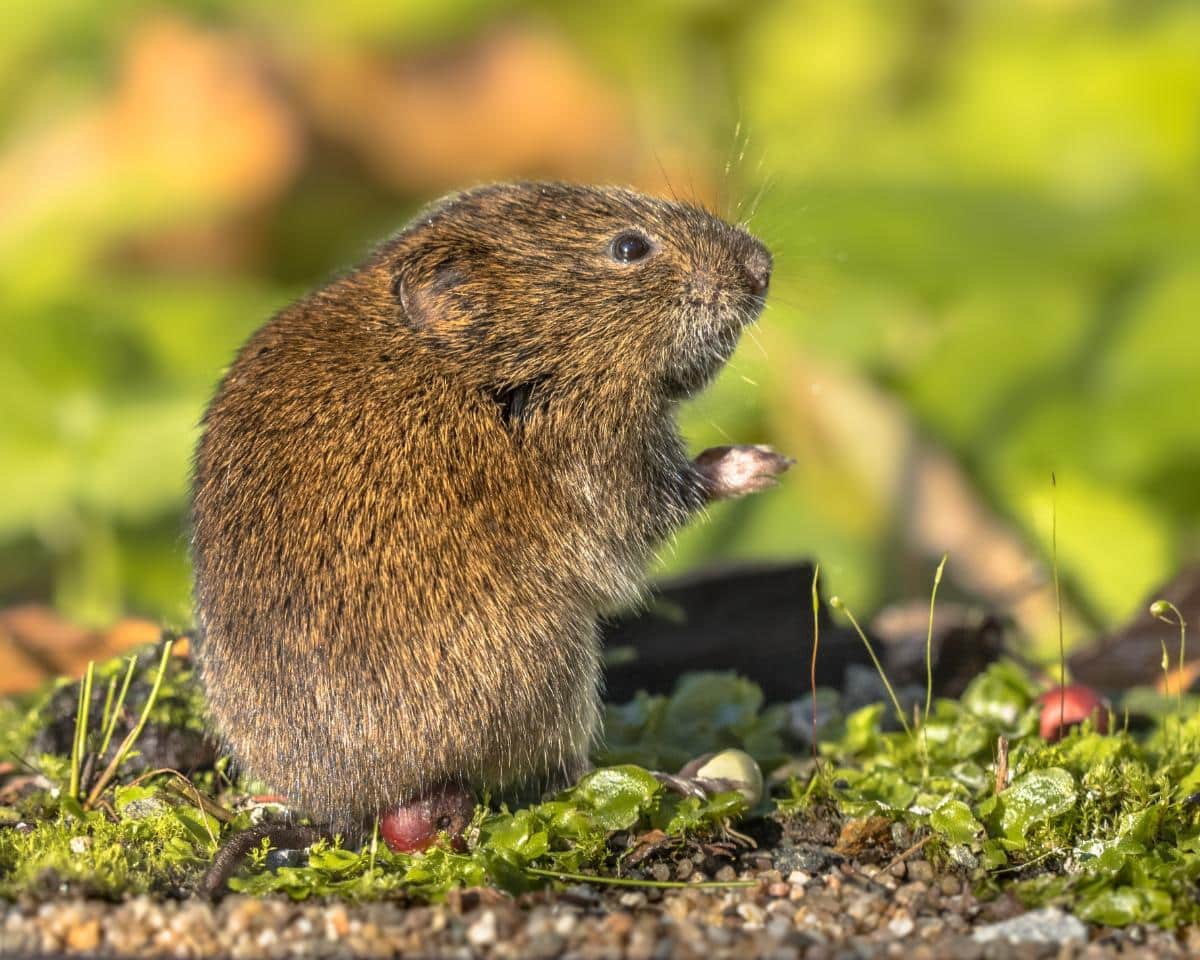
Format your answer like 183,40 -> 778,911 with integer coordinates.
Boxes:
0,801 -> 211,899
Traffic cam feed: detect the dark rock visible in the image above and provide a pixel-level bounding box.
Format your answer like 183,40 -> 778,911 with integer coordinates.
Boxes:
601,562 -> 871,703
870,602 -> 1009,697
772,841 -> 830,874
265,848 -> 308,871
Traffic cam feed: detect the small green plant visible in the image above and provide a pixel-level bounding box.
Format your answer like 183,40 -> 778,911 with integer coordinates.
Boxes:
787,658 -> 1200,928
85,640 -> 174,809
1150,599 -> 1188,725
54,640 -> 177,812
1051,472 -> 1066,737
228,766 -> 751,900
68,662 -> 95,802
829,595 -> 912,739
924,554 -> 947,731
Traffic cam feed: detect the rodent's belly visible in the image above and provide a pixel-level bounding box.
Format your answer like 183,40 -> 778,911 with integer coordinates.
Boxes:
198,588 -> 602,823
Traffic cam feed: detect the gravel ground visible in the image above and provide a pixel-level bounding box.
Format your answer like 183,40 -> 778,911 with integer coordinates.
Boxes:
3,854 -> 1197,960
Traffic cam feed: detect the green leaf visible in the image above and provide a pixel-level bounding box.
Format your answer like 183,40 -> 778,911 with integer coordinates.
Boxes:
1000,768 -> 1077,845
1077,886 -> 1174,927
599,673 -> 786,772
571,766 -> 661,831
113,785 -> 157,813
930,799 -> 983,846
961,661 -> 1037,730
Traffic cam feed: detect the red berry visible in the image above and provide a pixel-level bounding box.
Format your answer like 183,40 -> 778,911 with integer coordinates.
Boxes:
379,805 -> 439,853
379,786 -> 474,853
1038,684 -> 1109,741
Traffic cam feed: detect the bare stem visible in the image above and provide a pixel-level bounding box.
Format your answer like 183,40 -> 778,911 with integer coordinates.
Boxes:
810,564 -> 821,768
525,866 -> 756,890
98,656 -> 138,760
830,596 -> 912,739
1151,600 -> 1188,726
69,661 -> 96,802
1051,473 -> 1066,739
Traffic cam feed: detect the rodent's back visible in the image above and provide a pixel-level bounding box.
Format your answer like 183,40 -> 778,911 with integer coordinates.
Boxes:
192,182 -> 770,828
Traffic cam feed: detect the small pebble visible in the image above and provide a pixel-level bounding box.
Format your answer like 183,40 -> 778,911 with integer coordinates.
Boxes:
465,910 -> 497,948
65,918 -> 101,952
265,848 -> 307,871
0,854 -> 1190,959
939,876 -> 961,897
736,902 -> 766,926
553,913 -> 577,937
972,907 -> 1087,946
604,911 -> 634,937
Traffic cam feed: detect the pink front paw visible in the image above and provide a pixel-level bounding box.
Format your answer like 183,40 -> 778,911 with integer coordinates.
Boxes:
694,444 -> 794,501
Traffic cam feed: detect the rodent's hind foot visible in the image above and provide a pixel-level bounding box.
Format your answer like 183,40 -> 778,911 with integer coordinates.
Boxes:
379,784 -> 475,854
198,785 -> 477,896
693,445 -> 794,501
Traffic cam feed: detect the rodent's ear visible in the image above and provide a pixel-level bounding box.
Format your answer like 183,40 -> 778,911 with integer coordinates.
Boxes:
390,271 -> 430,330
390,254 -> 472,332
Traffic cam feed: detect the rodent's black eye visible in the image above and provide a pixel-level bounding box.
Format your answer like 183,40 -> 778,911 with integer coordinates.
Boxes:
611,232 -> 651,263
436,815 -> 453,830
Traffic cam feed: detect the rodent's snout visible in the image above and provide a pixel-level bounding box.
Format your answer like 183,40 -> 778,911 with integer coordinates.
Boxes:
741,243 -> 772,298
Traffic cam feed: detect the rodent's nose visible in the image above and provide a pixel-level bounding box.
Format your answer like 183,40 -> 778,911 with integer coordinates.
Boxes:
742,244 -> 772,297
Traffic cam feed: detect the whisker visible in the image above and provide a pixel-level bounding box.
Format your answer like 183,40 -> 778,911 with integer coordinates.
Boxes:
741,170 -> 775,228
706,419 -> 734,442
744,326 -> 769,361
724,119 -> 743,180
652,147 -> 680,204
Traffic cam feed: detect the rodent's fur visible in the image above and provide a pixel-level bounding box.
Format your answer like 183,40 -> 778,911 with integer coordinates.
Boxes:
191,182 -> 774,833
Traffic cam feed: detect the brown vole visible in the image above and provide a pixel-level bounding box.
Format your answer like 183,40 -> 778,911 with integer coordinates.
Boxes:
191,181 -> 790,851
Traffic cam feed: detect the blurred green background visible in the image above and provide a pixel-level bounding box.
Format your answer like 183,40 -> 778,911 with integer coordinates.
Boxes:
2,0 -> 1197,652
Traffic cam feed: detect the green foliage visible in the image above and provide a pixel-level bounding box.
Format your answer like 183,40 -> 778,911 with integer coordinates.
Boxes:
599,672 -> 788,773
790,660 -> 1200,928
4,649 -> 1200,922
0,761 -> 745,902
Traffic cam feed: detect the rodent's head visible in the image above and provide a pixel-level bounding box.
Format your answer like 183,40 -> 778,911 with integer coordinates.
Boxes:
376,182 -> 771,404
